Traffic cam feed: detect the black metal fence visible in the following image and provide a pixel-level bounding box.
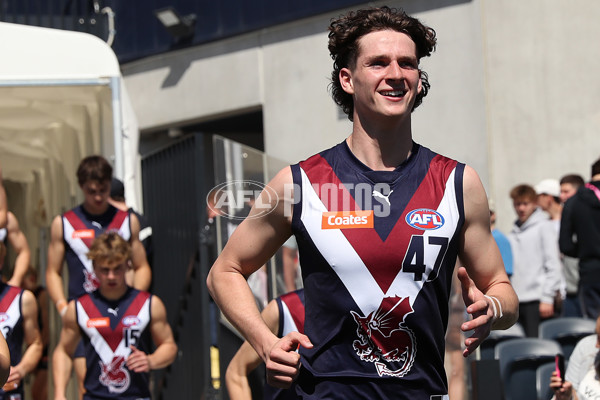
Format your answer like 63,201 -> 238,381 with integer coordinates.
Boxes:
142,133 -> 215,399
141,132 -> 271,399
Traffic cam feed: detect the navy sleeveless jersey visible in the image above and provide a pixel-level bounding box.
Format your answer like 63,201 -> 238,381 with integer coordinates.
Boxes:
0,284 -> 25,399
263,289 -> 305,400
62,205 -> 131,299
76,288 -> 152,399
290,141 -> 464,399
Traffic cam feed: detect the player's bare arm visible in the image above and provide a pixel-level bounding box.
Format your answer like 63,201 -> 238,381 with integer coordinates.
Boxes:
226,298 -> 280,400
126,295 -> 177,373
458,165 -> 518,356
52,301 -> 80,400
6,211 -> 31,286
129,213 -> 152,291
5,290 -> 43,390
207,167 -> 312,385
46,215 -> 68,317
0,334 -> 9,387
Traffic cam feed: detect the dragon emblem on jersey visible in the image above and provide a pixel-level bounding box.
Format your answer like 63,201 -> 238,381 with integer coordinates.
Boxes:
83,270 -> 100,293
99,356 -> 130,394
351,296 -> 416,377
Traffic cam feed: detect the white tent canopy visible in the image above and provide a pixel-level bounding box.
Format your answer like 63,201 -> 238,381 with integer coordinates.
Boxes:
0,22 -> 141,269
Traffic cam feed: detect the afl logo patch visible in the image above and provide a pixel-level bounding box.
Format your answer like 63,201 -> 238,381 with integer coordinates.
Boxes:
406,209 -> 444,230
123,316 -> 140,326
0,313 -> 9,323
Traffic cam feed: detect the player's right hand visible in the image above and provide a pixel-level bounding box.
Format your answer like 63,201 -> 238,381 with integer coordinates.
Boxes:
457,267 -> 494,357
265,331 -> 312,389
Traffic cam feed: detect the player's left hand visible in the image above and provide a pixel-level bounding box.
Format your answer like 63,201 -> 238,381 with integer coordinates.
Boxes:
457,267 -> 494,357
126,345 -> 151,372
2,366 -> 21,391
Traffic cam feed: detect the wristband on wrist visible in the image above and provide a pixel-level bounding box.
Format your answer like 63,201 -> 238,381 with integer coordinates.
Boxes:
484,295 -> 503,320
56,299 -> 68,316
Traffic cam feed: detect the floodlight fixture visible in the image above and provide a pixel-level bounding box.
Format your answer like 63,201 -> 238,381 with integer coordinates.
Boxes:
154,7 -> 196,41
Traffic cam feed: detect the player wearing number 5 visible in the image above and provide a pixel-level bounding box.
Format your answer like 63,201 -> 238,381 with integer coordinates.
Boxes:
52,232 -> 176,400
207,6 -> 519,399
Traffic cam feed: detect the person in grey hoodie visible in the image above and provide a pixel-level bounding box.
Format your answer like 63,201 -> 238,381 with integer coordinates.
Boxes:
560,158 -> 600,320
509,184 -> 563,337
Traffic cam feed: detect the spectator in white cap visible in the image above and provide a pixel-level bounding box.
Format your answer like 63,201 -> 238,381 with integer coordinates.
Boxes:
536,178 -> 562,224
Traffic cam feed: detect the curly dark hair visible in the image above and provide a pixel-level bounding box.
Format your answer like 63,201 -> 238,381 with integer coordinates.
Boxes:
328,6 -> 437,121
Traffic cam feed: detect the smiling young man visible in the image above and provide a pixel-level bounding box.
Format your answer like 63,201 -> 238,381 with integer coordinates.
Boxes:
207,6 -> 518,399
46,155 -> 152,398
52,232 -> 176,400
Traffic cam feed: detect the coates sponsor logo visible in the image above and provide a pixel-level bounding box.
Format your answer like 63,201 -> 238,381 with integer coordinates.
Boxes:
0,313 -> 9,323
322,210 -> 374,229
207,180 -> 278,221
405,209 -> 444,230
122,316 -> 140,327
87,317 -> 110,328
72,229 -> 95,239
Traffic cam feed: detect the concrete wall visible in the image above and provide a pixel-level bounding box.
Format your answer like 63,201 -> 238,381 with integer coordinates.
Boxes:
122,0 -> 600,233
481,0 -> 600,231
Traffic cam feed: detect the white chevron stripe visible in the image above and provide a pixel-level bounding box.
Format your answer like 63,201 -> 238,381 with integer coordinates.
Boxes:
280,301 -> 299,337
63,219 -> 95,273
